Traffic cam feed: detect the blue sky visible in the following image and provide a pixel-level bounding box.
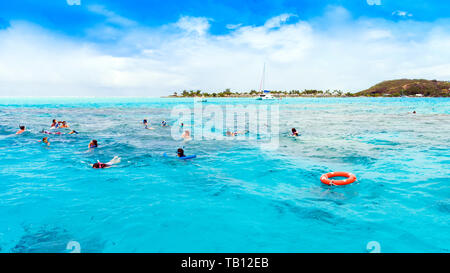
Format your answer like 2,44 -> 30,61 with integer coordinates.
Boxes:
0,0 -> 449,96
1,1 -> 449,35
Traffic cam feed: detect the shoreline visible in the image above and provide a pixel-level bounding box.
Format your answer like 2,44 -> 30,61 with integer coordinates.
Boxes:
161,96 -> 449,98
0,96 -> 448,99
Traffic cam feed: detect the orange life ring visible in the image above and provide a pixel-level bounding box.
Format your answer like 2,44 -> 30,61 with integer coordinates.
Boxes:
320,172 -> 357,186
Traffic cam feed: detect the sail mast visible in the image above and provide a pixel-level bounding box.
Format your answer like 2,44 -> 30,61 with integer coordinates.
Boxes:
259,62 -> 266,92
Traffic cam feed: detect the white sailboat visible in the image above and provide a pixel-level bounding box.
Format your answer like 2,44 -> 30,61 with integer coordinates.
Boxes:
256,63 -> 276,100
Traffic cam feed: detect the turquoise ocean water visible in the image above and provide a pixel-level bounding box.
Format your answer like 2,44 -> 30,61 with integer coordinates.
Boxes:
0,97 -> 449,253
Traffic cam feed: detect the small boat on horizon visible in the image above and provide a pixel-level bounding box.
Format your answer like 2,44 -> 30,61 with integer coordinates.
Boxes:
256,90 -> 276,100
255,63 -> 276,100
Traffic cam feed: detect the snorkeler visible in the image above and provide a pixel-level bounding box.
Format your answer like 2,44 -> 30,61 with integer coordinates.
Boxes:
226,130 -> 248,137
16,125 -> 26,135
177,148 -> 185,157
41,129 -> 63,135
291,128 -> 299,136
39,137 -> 50,146
173,148 -> 196,159
59,121 -> 70,128
163,148 -> 196,160
88,140 -> 98,148
143,119 -> 154,129
50,119 -> 59,128
42,129 -> 77,135
91,156 -> 121,169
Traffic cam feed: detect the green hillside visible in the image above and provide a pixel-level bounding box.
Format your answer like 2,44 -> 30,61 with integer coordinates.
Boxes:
356,79 -> 450,97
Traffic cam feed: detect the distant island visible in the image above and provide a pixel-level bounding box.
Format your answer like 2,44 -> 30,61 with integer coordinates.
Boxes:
355,79 -> 450,97
166,79 -> 450,98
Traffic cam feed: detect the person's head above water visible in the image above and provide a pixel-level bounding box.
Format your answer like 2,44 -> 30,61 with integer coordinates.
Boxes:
92,162 -> 105,169
89,140 -> 98,148
177,148 -> 185,157
52,120 -> 59,128
291,128 -> 299,136
143,119 -> 147,124
41,137 -> 50,145
16,125 -> 26,134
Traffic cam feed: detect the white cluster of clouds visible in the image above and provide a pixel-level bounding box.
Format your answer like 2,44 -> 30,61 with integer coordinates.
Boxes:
366,0 -> 381,6
264,13 -> 297,28
0,5 -> 449,96
66,0 -> 81,6
392,10 -> 413,18
175,16 -> 211,36
88,5 -> 136,27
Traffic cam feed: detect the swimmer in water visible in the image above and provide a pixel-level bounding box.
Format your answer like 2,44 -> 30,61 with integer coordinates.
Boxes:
91,156 -> 121,169
413,111 -> 416,114
226,130 -> 248,137
88,140 -> 98,149
161,120 -> 168,127
177,148 -> 185,157
291,128 -> 299,136
51,119 -> 59,128
59,121 -> 70,128
180,123 -> 184,128
41,129 -> 76,135
143,119 -> 154,130
16,125 -> 26,135
181,130 -> 191,141
41,129 -> 63,135
39,137 -> 50,146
